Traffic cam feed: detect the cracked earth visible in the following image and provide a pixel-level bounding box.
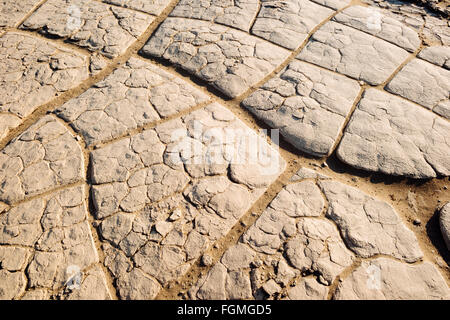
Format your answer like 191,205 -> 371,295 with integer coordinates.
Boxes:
0,0 -> 449,300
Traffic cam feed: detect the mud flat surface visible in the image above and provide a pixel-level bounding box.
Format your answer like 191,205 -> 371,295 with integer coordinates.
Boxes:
0,0 -> 449,300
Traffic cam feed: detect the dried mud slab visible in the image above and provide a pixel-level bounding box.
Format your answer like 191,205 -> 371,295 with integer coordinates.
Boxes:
142,17 -> 290,98
418,46 -> 450,69
386,58 -> 450,119
337,89 -> 450,179
251,0 -> 333,50
169,0 -> 259,32
286,277 -> 329,300
333,5 -> 421,52
56,57 -> 210,146
297,20 -> 409,85
0,32 -> 95,141
60,265 -> 112,300
319,179 -> 423,262
189,169 -> 440,300
0,116 -> 85,204
91,103 -> 286,299
21,0 -> 155,58
0,0 -> 41,27
242,59 -> 360,157
0,116 -> 21,143
334,258 -> 450,300
0,186 -> 112,300
362,0 -> 449,46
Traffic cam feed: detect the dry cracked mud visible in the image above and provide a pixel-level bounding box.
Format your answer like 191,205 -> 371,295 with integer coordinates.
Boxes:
0,0 -> 449,301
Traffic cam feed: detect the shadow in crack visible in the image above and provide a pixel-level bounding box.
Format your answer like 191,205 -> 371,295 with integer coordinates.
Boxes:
325,152 -> 437,187
426,208 -> 450,266
363,0 -> 448,17
137,52 -> 235,102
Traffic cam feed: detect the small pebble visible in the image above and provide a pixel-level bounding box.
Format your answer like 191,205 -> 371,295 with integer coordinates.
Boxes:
168,208 -> 182,221
413,219 -> 421,226
201,254 -> 213,267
